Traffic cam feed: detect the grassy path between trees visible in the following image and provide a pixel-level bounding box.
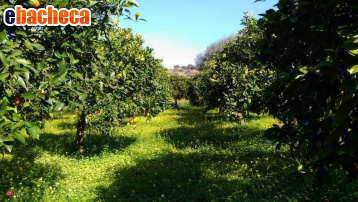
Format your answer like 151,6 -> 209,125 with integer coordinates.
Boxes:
1,101 -> 358,201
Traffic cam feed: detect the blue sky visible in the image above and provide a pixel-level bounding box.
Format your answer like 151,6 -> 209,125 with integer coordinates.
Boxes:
120,0 -> 278,69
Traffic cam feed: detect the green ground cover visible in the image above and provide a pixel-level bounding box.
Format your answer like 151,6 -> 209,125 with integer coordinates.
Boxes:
1,101 -> 358,201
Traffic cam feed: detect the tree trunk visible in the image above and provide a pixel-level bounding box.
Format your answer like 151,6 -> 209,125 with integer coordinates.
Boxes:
174,99 -> 178,109
219,105 -> 223,114
75,111 -> 86,152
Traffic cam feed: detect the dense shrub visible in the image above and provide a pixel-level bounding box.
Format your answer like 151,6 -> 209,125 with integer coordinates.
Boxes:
190,13 -> 274,120
260,0 -> 358,183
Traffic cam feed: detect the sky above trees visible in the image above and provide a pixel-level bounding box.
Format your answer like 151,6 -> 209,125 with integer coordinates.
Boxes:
120,0 -> 278,69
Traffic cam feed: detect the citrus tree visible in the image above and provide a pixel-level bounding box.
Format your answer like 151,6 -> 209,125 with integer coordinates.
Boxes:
0,0 -> 60,155
62,27 -> 171,151
190,13 -> 274,121
186,74 -> 205,106
169,75 -> 188,109
35,0 -> 170,152
0,0 -> 171,154
259,0 -> 358,183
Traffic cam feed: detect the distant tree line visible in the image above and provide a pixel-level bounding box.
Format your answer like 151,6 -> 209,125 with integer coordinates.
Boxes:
195,34 -> 237,69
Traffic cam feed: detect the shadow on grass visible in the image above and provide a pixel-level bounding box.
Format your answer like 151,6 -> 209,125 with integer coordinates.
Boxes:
33,112 -> 137,158
160,124 -> 263,150
96,106 -> 358,201
35,132 -> 137,158
96,149 -> 356,201
97,147 -> 358,201
56,122 -> 76,130
49,112 -> 77,121
0,145 -> 64,201
159,107 -> 265,150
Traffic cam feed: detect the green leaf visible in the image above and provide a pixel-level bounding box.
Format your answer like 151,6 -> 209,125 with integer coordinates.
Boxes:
0,99 -> 9,116
14,133 -> 26,145
5,40 -> 14,46
134,12 -> 140,21
0,136 -> 14,142
59,59 -> 66,71
24,121 -> 33,128
313,61 -> 335,72
23,72 -> 30,82
37,61 -> 45,71
0,28 -> 6,42
15,58 -> 31,65
14,75 -> 27,89
10,120 -> 25,130
4,142 -> 13,153
16,31 -> 27,37
23,102 -> 30,108
22,92 -> 35,100
0,51 -> 9,67
59,0 -> 69,7
69,101 -> 83,110
277,72 -> 291,81
54,102 -> 65,111
110,71 -> 115,79
298,66 -> 309,74
6,106 -> 15,111
77,91 -> 87,100
123,0 -> 139,7
348,65 -> 358,75
343,35 -> 358,50
97,54 -> 106,60
10,49 -> 22,58
348,49 -> 358,58
69,54 -> 79,65
24,40 -> 33,51
74,48 -> 83,53
32,43 -> 45,51
11,113 -> 21,122
53,70 -> 68,83
72,72 -> 83,80
25,65 -> 39,75
0,73 -> 9,82
26,127 -> 39,140
61,41 -> 70,47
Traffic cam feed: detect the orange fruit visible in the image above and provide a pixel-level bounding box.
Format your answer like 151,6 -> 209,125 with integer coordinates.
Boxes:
88,113 -> 93,117
28,0 -> 41,8
129,119 -> 134,124
5,189 -> 12,197
12,94 -> 23,105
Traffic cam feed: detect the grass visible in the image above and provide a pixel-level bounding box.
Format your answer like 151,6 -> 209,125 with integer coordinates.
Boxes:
1,100 -> 358,201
